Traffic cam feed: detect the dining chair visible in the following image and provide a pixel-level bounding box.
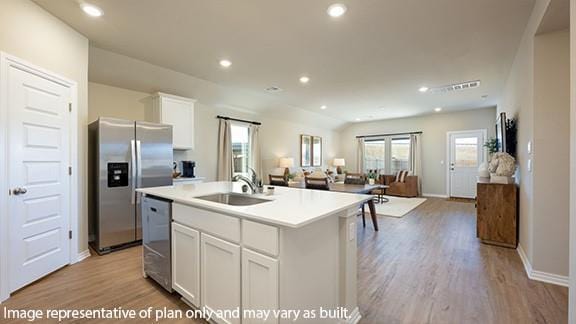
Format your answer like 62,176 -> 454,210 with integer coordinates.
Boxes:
269,174 -> 289,187
304,176 -> 330,191
344,173 -> 367,185
344,173 -> 375,228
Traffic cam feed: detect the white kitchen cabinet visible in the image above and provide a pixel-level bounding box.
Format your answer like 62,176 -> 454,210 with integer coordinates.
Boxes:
171,222 -> 200,307
149,92 -> 196,150
242,249 -> 279,324
201,233 -> 241,324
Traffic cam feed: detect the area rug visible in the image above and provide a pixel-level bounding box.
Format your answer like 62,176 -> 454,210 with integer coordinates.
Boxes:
371,196 -> 427,218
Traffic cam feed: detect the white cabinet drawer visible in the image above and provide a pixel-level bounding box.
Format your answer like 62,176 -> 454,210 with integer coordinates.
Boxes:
173,203 -> 240,243
242,220 -> 279,257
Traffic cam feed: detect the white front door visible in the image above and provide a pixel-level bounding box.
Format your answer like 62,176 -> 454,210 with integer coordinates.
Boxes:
449,130 -> 485,198
7,65 -> 71,292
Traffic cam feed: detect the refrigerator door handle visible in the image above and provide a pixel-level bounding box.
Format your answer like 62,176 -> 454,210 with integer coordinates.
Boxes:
130,139 -> 137,205
136,140 -> 143,204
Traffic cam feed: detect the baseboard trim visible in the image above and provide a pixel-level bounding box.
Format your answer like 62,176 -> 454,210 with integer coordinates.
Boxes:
517,244 -> 569,287
76,249 -> 91,263
422,193 -> 449,198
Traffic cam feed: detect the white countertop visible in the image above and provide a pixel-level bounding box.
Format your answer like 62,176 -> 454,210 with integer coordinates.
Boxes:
137,181 -> 372,228
173,177 -> 205,182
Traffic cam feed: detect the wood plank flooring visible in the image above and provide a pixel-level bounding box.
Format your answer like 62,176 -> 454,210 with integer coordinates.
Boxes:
1,198 -> 567,323
357,198 -> 567,323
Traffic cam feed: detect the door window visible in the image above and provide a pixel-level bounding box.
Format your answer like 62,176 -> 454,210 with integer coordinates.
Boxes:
454,137 -> 479,167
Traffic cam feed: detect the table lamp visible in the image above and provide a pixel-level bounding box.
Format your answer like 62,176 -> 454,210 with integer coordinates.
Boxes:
333,158 -> 345,174
279,157 -> 294,177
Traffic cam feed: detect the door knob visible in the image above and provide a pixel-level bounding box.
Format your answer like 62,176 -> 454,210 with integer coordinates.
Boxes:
12,187 -> 27,195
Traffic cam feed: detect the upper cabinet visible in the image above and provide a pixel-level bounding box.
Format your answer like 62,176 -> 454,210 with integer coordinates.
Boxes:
148,92 -> 196,150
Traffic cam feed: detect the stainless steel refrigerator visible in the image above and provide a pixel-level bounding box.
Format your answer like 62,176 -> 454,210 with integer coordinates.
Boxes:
88,117 -> 173,254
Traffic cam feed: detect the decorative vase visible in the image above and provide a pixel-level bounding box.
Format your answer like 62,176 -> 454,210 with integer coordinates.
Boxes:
478,162 -> 489,179
368,178 -> 375,185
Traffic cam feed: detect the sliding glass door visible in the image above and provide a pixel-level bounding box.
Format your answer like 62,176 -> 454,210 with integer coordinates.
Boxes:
363,135 -> 411,175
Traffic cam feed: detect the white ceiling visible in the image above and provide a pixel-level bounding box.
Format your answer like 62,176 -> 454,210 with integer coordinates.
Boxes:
34,0 -> 535,122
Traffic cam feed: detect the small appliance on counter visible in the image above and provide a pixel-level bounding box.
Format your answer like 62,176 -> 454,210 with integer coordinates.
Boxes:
181,160 -> 196,178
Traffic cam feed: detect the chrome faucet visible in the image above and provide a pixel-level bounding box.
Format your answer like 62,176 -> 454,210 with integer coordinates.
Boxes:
232,168 -> 263,194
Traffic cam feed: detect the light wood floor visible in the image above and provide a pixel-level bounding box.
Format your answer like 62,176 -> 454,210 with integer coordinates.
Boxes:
1,198 -> 567,323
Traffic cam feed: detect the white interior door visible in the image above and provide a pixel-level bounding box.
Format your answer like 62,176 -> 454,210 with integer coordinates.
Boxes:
449,131 -> 485,198
7,65 -> 71,292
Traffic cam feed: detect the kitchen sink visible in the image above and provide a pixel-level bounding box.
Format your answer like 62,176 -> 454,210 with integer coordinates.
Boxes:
194,193 -> 271,206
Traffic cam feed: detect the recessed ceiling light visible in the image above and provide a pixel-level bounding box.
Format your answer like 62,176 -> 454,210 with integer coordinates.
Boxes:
355,118 -> 361,121
434,107 -> 443,112
320,105 -> 327,110
418,86 -> 429,93
327,4 -> 347,17
81,4 -> 103,17
219,59 -> 232,68
299,76 -> 310,84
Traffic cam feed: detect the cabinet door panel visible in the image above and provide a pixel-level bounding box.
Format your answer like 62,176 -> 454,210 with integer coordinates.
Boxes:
201,233 -> 241,324
172,222 -> 200,306
242,249 -> 279,324
161,97 -> 194,149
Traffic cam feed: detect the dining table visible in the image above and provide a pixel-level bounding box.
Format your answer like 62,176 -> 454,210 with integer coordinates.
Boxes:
288,182 -> 382,231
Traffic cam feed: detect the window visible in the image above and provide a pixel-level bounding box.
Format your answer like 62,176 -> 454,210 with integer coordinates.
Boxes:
364,139 -> 386,172
362,136 -> 412,175
231,124 -> 251,175
390,137 -> 410,174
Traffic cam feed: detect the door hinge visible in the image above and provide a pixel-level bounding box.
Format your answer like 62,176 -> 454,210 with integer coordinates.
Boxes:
68,103 -> 72,112
69,230 -> 72,240
68,166 -> 72,175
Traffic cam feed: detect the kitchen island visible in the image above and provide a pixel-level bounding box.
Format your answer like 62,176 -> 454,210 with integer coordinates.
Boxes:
138,181 -> 371,324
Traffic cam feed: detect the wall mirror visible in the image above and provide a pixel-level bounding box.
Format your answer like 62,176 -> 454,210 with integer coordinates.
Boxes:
301,135 -> 322,167
301,135 -> 312,167
312,136 -> 322,166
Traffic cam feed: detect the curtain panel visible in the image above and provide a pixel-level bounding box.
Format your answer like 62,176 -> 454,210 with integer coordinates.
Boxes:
409,133 -> 423,195
216,119 -> 234,181
356,137 -> 365,173
249,124 -> 262,181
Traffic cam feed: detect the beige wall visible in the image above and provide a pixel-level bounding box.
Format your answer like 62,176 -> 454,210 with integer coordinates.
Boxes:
338,108 -> 496,196
499,0 -> 570,278
0,1 -> 89,251
532,29 -> 570,276
570,0 -> 576,318
88,82 -> 340,182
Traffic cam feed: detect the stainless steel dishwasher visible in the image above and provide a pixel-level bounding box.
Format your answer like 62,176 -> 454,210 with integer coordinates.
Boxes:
142,195 -> 173,292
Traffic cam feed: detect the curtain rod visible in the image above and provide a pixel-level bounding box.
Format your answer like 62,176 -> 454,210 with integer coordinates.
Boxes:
356,131 -> 422,139
217,115 -> 261,125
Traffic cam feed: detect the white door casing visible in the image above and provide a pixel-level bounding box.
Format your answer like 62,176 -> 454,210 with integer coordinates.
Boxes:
447,130 -> 487,198
0,53 -> 79,302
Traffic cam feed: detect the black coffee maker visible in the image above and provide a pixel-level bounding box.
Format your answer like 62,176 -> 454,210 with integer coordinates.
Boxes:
181,161 -> 196,178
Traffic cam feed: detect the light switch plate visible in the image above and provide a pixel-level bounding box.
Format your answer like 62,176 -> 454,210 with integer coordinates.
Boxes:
527,159 -> 532,172
527,141 -> 532,155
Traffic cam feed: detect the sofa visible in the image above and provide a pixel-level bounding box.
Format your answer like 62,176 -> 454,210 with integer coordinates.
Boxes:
380,174 -> 419,198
